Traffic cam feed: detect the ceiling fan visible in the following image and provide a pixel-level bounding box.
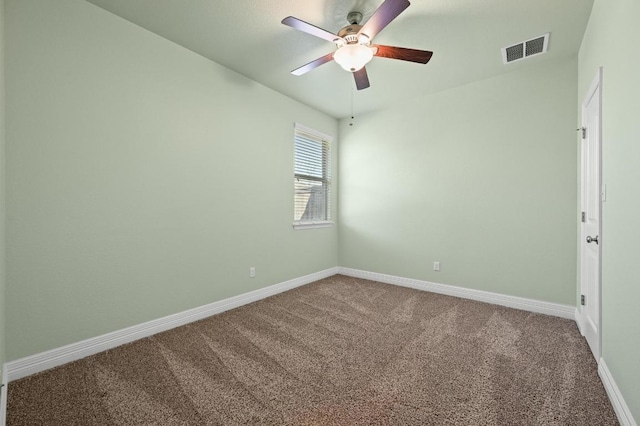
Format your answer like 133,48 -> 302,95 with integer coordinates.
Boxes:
282,0 -> 433,90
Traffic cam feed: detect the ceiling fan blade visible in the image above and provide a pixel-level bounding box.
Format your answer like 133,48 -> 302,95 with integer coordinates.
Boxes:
282,16 -> 340,43
373,45 -> 433,64
291,52 -> 335,76
353,67 -> 370,90
358,0 -> 410,40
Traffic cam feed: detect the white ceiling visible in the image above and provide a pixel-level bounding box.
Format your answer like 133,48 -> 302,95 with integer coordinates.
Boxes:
86,0 -> 594,119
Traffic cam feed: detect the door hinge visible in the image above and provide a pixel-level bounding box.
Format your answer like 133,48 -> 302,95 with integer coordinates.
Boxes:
581,127 -> 587,139
581,295 -> 586,306
581,212 -> 585,222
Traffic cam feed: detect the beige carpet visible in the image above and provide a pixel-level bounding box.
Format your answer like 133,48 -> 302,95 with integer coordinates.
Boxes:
8,275 -> 618,425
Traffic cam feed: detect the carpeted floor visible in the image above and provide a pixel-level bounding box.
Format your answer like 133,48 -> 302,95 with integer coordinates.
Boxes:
8,275 -> 618,425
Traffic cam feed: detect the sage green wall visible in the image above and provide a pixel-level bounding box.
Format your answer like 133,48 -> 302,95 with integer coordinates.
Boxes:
5,0 -> 337,360
0,0 -> 6,377
579,0 -> 640,420
339,57 -> 578,305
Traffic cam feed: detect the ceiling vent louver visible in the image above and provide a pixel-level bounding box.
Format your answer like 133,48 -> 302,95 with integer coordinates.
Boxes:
502,33 -> 549,64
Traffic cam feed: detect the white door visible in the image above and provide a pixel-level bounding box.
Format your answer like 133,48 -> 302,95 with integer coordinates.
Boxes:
580,68 -> 602,362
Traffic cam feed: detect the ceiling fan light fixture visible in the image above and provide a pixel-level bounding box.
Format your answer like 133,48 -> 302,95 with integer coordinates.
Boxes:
334,43 -> 374,72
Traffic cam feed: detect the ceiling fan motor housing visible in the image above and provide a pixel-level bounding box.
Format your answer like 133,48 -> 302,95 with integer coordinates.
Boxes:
337,24 -> 370,47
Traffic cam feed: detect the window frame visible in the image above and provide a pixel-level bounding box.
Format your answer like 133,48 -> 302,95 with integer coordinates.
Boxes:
293,123 -> 334,230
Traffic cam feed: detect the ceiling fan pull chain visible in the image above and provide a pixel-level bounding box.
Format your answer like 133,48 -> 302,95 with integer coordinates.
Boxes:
350,88 -> 355,126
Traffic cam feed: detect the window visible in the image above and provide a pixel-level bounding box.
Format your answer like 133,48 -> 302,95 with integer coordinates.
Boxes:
293,123 -> 333,228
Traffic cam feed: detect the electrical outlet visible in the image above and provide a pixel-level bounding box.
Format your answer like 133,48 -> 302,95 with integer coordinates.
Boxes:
433,261 -> 440,271
249,267 -> 256,278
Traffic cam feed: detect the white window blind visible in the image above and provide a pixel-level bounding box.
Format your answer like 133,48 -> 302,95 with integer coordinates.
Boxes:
294,124 -> 332,227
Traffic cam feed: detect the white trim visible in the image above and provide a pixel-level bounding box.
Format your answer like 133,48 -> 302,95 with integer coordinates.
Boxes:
338,267 -> 575,319
3,267 -> 339,383
294,122 -> 333,143
574,308 -> 584,335
293,221 -> 334,229
599,358 -> 638,426
0,364 -> 7,426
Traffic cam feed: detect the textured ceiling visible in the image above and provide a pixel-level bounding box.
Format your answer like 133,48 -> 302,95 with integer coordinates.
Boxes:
86,0 -> 594,119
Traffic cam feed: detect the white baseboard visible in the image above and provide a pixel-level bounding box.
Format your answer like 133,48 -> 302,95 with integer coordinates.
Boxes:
0,364 -> 7,426
3,267 -> 339,383
599,358 -> 637,426
338,267 -> 576,320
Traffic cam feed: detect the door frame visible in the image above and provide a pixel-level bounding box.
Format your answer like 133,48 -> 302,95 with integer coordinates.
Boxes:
579,67 -> 603,362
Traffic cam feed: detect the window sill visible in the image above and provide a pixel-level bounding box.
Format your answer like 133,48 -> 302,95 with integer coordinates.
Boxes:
293,221 -> 334,230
